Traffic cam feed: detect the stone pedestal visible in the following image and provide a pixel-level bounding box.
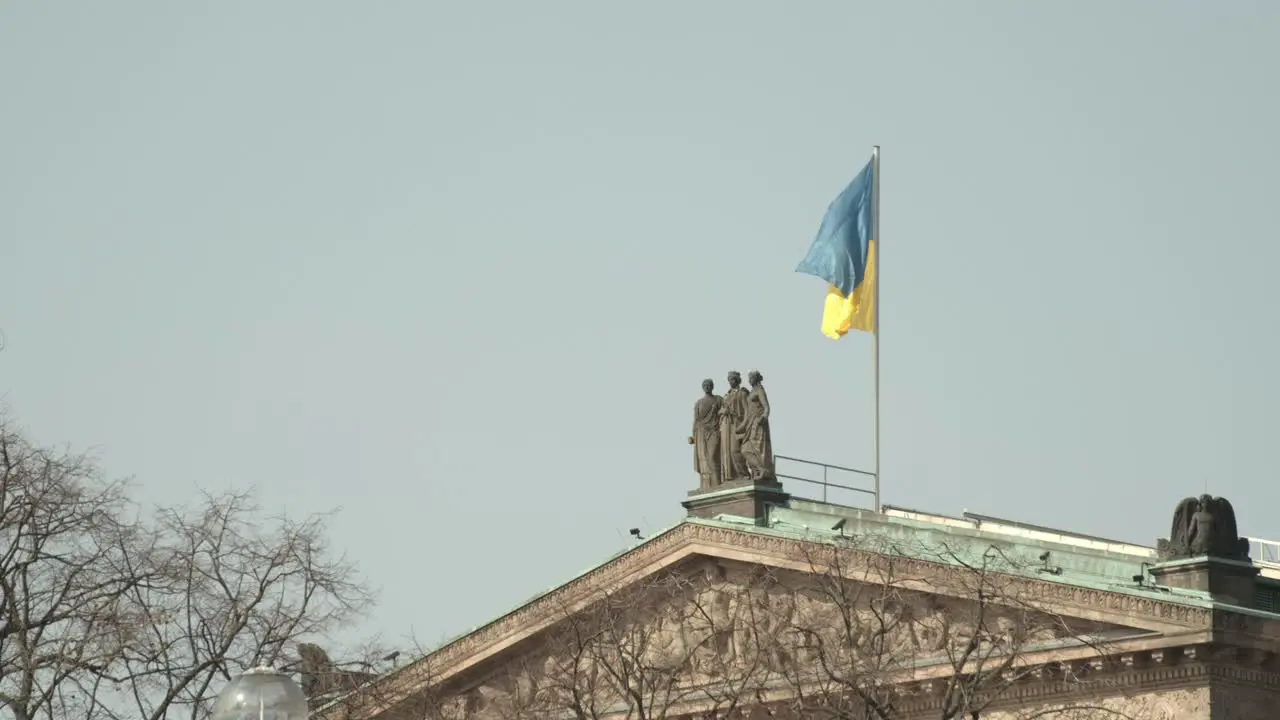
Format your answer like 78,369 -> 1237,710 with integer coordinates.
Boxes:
1148,556 -> 1259,607
682,478 -> 789,525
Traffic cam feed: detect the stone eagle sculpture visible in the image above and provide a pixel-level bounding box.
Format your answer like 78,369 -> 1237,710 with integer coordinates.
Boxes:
1164,494 -> 1250,562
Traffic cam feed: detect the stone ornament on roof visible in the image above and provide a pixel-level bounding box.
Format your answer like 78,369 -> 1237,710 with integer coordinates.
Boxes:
689,370 -> 776,490
1162,494 -> 1250,562
719,371 -> 750,484
740,371 -> 774,482
689,379 -> 722,491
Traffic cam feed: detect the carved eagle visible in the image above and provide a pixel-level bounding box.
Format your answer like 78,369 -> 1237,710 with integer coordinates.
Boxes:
1169,495 -> 1247,561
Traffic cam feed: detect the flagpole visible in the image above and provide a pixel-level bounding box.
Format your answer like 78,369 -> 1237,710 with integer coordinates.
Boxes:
871,145 -> 882,512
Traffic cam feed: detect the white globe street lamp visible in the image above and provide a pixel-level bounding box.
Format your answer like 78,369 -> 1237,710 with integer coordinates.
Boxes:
211,665 -> 309,720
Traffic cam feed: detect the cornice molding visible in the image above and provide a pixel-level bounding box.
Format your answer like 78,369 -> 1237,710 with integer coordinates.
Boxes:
894,647 -> 1280,717
559,645 -> 1280,720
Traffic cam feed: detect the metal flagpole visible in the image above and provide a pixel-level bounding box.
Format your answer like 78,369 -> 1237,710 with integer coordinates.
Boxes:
871,145 -> 882,512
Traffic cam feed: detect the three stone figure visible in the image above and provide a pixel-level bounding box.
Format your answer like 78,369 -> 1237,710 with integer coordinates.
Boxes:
689,370 -> 774,490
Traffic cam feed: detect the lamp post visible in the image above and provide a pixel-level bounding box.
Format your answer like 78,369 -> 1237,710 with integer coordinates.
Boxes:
211,665 -> 309,720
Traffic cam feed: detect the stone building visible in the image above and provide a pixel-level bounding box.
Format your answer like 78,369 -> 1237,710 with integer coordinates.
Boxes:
314,473 -> 1280,719
312,382 -> 1280,719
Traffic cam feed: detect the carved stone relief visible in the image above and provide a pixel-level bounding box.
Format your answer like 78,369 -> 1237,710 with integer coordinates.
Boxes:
320,522 -> 1228,720
350,576 -> 1280,720
445,558 -> 1108,720
977,687 -> 1210,720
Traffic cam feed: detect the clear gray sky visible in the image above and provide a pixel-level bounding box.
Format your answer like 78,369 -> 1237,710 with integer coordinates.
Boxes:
3,2 -> 1278,650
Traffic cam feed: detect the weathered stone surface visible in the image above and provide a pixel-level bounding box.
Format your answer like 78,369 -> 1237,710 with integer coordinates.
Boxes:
1165,494 -> 1250,561
979,688 -> 1210,720
1210,683 -> 1280,719
741,370 -> 774,481
718,370 -> 749,484
682,477 -> 788,524
317,517 -> 1280,720
399,557 -> 1135,720
689,379 -> 722,490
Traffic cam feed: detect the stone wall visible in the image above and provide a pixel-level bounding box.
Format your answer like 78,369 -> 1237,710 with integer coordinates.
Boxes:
976,683 -> 1280,719
977,687 -> 1210,720
1209,682 -> 1280,720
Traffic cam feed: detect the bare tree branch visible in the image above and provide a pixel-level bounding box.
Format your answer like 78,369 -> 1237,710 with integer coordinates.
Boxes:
328,531 -> 1158,720
0,415 -> 379,720
768,534 -> 1149,720
0,416 -> 152,720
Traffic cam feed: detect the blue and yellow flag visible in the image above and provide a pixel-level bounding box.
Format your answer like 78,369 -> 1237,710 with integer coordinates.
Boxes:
795,157 -> 877,339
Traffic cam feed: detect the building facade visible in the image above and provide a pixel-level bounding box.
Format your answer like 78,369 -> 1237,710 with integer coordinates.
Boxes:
317,474 -> 1280,720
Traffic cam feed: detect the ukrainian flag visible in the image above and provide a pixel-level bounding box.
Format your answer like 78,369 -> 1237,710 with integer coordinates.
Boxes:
794,156 -> 877,339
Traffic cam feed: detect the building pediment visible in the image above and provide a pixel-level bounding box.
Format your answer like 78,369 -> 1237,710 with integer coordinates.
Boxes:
321,519 -> 1226,720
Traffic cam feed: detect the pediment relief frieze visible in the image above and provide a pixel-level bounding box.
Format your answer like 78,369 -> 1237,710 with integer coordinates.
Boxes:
324,523 -> 1220,719
419,553 -> 1139,720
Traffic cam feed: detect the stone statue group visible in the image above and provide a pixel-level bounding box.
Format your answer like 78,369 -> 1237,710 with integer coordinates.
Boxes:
689,370 -> 774,490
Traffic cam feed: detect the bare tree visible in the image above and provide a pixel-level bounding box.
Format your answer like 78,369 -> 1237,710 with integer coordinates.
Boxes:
0,416 -> 378,720
517,562 -> 787,720
328,561 -> 781,720
102,490 -> 376,720
322,531 -> 1160,720
0,417 -> 151,720
769,534 -> 1148,720
315,638 -> 472,720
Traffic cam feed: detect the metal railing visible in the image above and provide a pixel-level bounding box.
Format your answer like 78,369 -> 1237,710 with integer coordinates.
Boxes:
773,454 -> 879,511
1248,537 -> 1280,568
